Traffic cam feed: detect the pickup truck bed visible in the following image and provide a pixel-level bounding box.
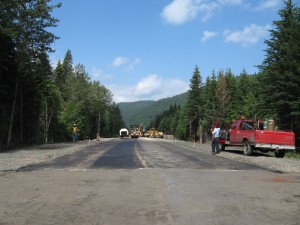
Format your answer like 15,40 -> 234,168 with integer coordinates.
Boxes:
254,130 -> 295,150
218,120 -> 295,158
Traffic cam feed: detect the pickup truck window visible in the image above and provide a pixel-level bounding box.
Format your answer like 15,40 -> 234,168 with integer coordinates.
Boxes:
232,122 -> 238,130
258,122 -> 264,130
240,122 -> 255,130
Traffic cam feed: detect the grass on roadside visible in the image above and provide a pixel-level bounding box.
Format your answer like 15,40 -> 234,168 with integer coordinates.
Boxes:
285,151 -> 300,159
269,149 -> 300,159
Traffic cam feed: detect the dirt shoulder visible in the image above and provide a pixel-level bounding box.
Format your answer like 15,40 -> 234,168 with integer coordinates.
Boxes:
160,138 -> 300,174
0,139 -> 113,172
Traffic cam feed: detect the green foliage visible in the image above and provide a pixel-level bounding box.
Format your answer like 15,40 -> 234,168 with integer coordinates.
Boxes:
0,0 -> 61,54
185,66 -> 203,140
123,1 -> 300,147
0,32 -> 18,149
0,0 -> 62,150
174,107 -> 189,140
258,0 -> 300,121
285,151 -> 300,159
54,51 -> 122,140
258,0 -> 300,144
118,93 -> 187,129
215,70 -> 230,122
0,0 -> 125,149
240,92 -> 259,120
60,102 -> 81,140
118,100 -> 154,128
155,104 -> 180,133
201,72 -> 217,133
1,0 -> 300,150
112,104 -> 126,135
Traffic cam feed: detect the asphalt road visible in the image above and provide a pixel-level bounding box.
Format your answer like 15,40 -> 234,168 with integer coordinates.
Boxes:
19,138 -> 262,171
1,138 -> 300,225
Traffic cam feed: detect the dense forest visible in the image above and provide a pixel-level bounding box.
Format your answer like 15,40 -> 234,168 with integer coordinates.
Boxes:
118,92 -> 187,128
0,0 -> 124,151
149,0 -> 300,146
1,0 -> 299,151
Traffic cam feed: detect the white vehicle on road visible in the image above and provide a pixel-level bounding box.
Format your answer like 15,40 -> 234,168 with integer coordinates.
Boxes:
119,128 -> 129,138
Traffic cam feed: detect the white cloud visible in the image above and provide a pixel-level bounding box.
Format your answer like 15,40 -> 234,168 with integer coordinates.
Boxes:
112,56 -> 141,71
218,0 -> 243,5
110,74 -> 189,103
113,56 -> 128,67
255,0 -> 280,10
126,57 -> 141,71
198,2 -> 219,22
161,0 -> 200,25
201,30 -> 219,42
161,0 -> 243,25
91,67 -> 113,81
223,24 -> 271,47
109,84 -> 135,103
135,74 -> 163,96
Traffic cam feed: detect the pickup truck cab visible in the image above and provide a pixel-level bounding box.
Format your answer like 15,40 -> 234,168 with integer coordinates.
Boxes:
218,120 -> 295,158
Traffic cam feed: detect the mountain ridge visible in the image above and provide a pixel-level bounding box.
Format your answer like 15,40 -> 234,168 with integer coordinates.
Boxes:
118,92 -> 187,129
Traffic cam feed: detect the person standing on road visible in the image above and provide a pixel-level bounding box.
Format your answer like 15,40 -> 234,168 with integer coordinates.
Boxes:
72,124 -> 78,142
212,127 -> 220,154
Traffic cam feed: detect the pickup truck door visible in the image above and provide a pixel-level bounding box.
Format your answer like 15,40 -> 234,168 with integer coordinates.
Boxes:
236,121 -> 245,143
229,121 -> 239,143
236,121 -> 256,144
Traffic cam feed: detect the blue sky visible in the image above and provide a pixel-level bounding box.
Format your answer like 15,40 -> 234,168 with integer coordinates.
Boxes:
49,0 -> 289,103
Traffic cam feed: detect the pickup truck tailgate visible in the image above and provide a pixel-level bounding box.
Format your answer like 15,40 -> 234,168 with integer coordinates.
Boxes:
255,130 -> 295,149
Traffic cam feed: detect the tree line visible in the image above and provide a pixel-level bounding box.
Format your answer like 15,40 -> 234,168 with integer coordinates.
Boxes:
0,0 -> 124,151
1,0 -> 299,151
150,0 -> 300,146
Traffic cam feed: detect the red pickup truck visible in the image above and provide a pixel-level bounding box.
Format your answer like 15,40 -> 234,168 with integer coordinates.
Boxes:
218,120 -> 295,158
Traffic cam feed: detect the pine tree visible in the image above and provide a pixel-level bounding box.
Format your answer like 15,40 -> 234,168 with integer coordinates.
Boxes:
258,0 -> 300,134
241,91 -> 259,120
185,66 -> 203,141
54,60 -> 65,89
225,69 -> 240,122
202,71 -> 217,131
62,50 -> 74,75
215,70 -> 230,124
238,69 -> 251,97
59,50 -> 74,101
0,0 -> 61,149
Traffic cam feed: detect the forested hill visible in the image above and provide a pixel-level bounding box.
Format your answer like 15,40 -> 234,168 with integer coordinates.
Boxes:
118,92 -> 187,128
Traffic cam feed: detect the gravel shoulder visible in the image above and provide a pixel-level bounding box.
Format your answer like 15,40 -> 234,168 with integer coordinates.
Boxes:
0,139 -> 112,172
0,138 -> 299,174
160,138 -> 300,174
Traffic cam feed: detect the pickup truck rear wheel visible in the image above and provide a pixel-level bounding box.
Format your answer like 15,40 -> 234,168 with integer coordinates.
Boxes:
275,150 -> 285,158
243,140 -> 253,156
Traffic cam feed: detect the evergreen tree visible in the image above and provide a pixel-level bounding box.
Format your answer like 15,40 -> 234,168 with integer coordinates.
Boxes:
175,107 -> 189,140
170,105 -> 181,135
238,69 -> 251,97
0,0 -> 61,149
225,69 -> 240,122
54,60 -> 65,90
215,70 -> 230,124
62,50 -> 73,74
258,0 -> 300,135
185,66 -> 203,141
109,104 -> 125,137
0,33 -> 18,149
202,71 -> 218,129
59,50 -> 74,101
